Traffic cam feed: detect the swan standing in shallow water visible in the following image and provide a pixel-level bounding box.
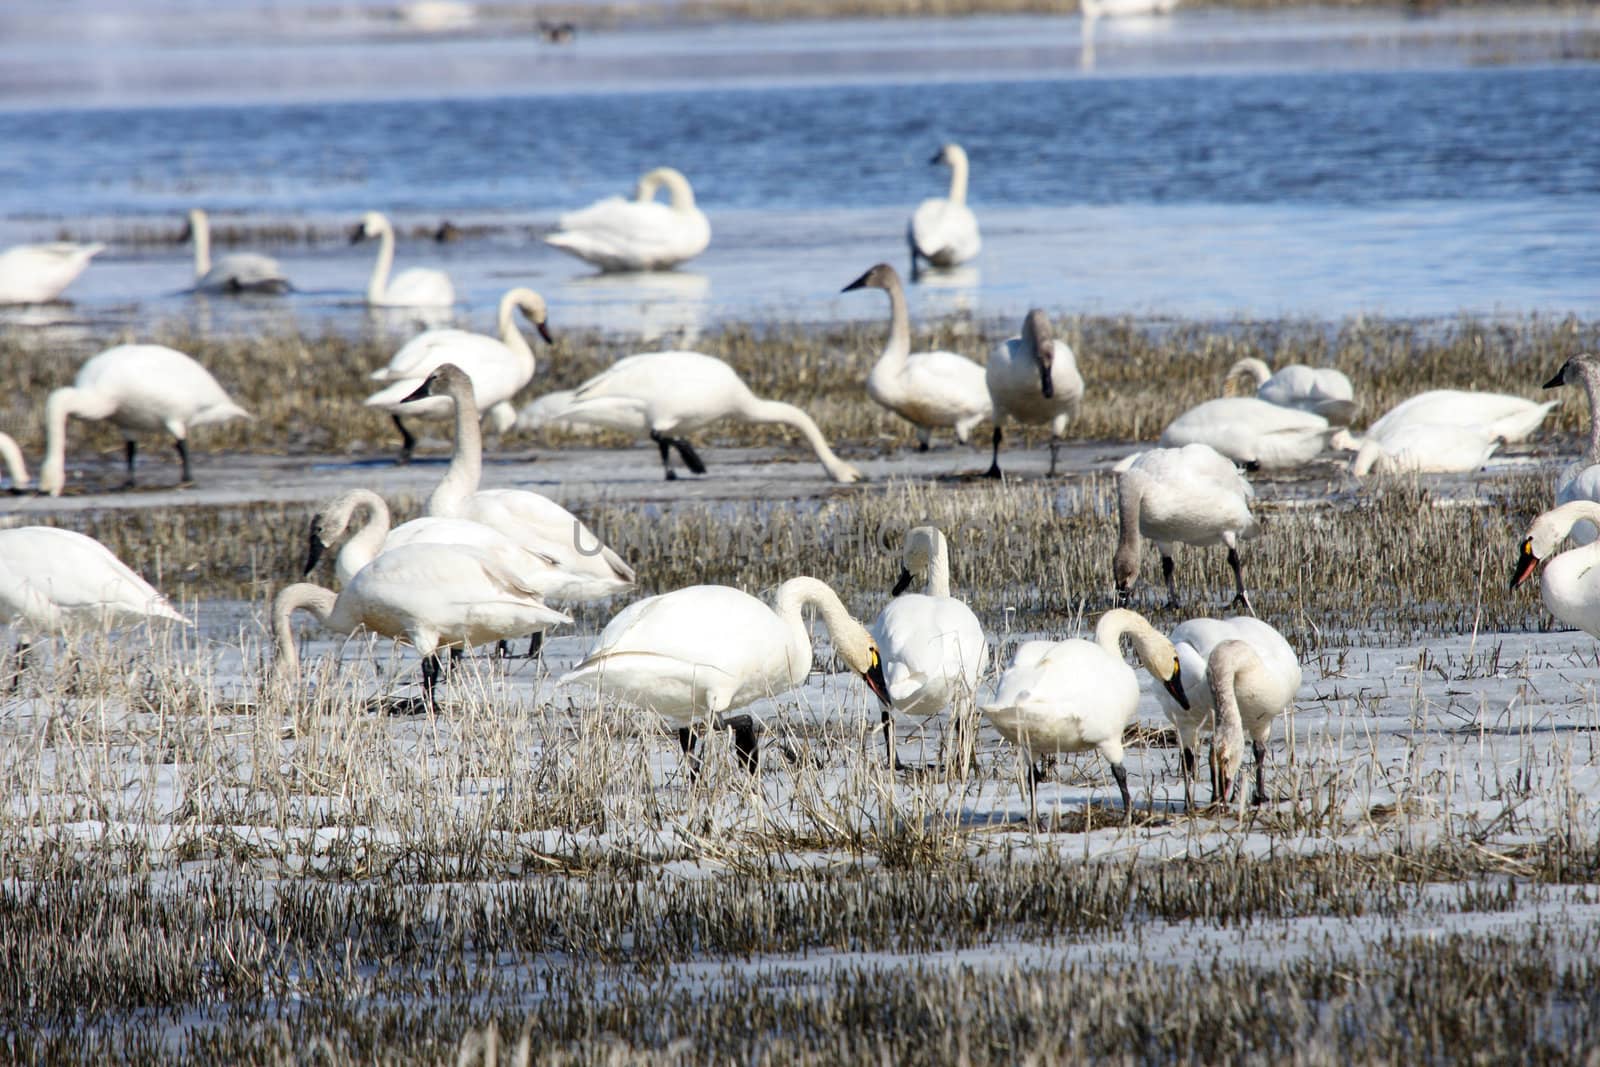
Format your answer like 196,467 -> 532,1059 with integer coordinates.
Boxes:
1510,500 -> 1600,639
843,262 -> 991,454
561,577 -> 890,780
1160,397 -> 1334,470
1152,616 -> 1300,808
908,143 -> 980,281
0,432 -> 31,491
0,242 -> 103,304
1225,357 -> 1356,425
528,351 -> 863,483
38,344 -> 251,496
1543,354 -> 1600,546
981,609 -> 1189,824
272,545 -> 570,708
181,209 -> 290,294
351,210 -> 455,309
1114,443 -> 1259,613
545,166 -> 711,272
364,287 -> 550,462
985,309 -> 1084,478
869,526 -> 988,768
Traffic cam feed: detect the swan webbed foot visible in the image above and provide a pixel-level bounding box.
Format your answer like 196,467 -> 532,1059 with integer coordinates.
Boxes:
664,469 -> 678,481
983,463 -> 1002,480
1228,591 -> 1255,616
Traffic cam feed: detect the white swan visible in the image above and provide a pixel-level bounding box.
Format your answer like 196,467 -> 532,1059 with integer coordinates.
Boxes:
1083,0 -> 1179,18
908,143 -> 980,280
1510,500 -> 1600,639
38,344 -> 251,497
843,262 -> 991,452
1352,389 -> 1557,445
0,242 -> 104,304
545,167 -> 711,272
1225,357 -> 1356,425
399,364 -> 636,604
181,209 -> 290,294
1159,397 -> 1333,470
1204,639 -> 1298,807
1152,615 -> 1300,808
0,527 -> 190,634
869,526 -> 989,767
364,286 -> 550,462
1341,422 -> 1503,477
352,210 -> 455,309
1544,354 -> 1600,546
561,577 -> 890,778
0,432 -> 31,491
985,309 -> 1085,478
272,544 -> 570,707
529,351 -> 863,484
980,608 -> 1189,823
1114,443 -> 1259,612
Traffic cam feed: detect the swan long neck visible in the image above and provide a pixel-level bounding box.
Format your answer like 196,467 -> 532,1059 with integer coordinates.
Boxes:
1113,475 -> 1144,585
912,529 -> 953,598
366,217 -> 396,303
774,577 -> 834,684
0,432 -> 29,489
1350,441 -> 1388,478
738,396 -> 858,483
1578,366 -> 1600,464
189,210 -> 211,277
638,167 -> 696,212
1094,608 -> 1172,678
324,489 -> 391,586
1548,500 -> 1600,543
430,378 -> 484,516
496,291 -> 536,371
1227,357 -> 1272,389
1207,640 -> 1251,758
944,148 -> 970,206
875,271 -> 913,373
39,386 -> 115,496
271,582 -> 339,680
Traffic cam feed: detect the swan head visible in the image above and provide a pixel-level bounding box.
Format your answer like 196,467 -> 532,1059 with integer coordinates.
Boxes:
929,143 -> 967,169
178,209 -> 205,243
350,211 -> 390,244
1327,429 -> 1361,452
502,286 -> 554,344
1544,352 -> 1600,391
834,618 -> 891,708
1022,309 -> 1056,399
304,490 -> 373,576
1113,544 -> 1140,602
894,525 -> 948,594
841,262 -> 899,295
1510,501 -> 1600,589
401,361 -> 473,406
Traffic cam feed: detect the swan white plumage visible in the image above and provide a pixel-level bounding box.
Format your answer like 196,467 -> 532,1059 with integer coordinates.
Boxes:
1353,389 -> 1557,445
0,242 -> 104,304
1151,615 -> 1300,808
1544,354 -> 1600,546
1225,357 -> 1356,425
1159,397 -> 1333,470
1082,0 -> 1179,18
1114,443 -> 1259,612
1510,500 -> 1600,639
528,351 -> 863,484
364,286 -> 550,461
38,344 -> 251,496
908,143 -> 980,280
0,431 -> 31,491
981,608 -> 1189,823
561,577 -> 891,778
843,262 -> 991,452
399,364 -> 636,603
181,209 -> 290,294
869,526 -> 988,767
985,309 -> 1084,478
271,544 -> 571,706
545,167 -> 711,272
352,210 -> 455,309
0,527 -> 190,634
1340,422 -> 1503,477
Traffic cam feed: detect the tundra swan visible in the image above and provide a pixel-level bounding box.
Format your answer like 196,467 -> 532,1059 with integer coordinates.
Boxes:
869,526 -> 988,768
0,242 -> 103,304
272,544 -> 570,707
1510,500 -> 1600,639
985,309 -> 1084,478
1347,389 -> 1557,446
399,364 -> 636,606
1204,639 -> 1298,807
181,209 -> 290,294
0,527 -> 190,634
352,210 -> 455,309
529,351 -> 863,483
1225,357 -> 1356,425
1159,397 -> 1333,470
0,432 -> 30,491
908,143 -> 980,280
561,577 -> 890,779
1083,0 -> 1179,18
1113,443 -> 1259,613
1152,615 -> 1300,808
980,608 -> 1189,823
1341,422 -> 1502,477
545,167 -> 711,272
1544,354 -> 1600,546
364,286 -> 550,462
38,344 -> 250,496
843,262 -> 991,453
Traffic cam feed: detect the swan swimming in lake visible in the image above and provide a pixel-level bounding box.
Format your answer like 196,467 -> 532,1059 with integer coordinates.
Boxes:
38,344 -> 250,496
0,242 -> 104,304
181,209 -> 290,294
545,167 -> 711,272
351,210 -> 455,309
985,309 -> 1084,478
908,143 -> 980,281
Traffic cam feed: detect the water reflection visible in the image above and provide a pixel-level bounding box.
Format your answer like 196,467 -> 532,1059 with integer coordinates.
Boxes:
556,270 -> 709,345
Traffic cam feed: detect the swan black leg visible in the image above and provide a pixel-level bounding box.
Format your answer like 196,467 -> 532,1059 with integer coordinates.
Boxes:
1227,547 -> 1254,616
122,440 -> 138,488
725,715 -> 759,775
1048,438 -> 1061,477
1027,759 -> 1046,827
908,238 -> 921,284
1111,760 -> 1131,816
526,631 -> 543,659
174,438 -> 193,485
1181,747 -> 1197,811
881,707 -> 902,770
393,415 -> 417,465
1161,554 -> 1180,609
8,640 -> 27,693
421,653 -> 442,710
651,430 -> 677,480
679,726 -> 703,783
985,425 -> 1003,479
1251,738 -> 1269,805
673,438 -> 706,475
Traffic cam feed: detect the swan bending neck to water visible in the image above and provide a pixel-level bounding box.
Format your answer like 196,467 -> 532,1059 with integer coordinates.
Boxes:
352,210 -> 455,308
1206,637 -> 1294,806
0,432 -> 30,491
0,242 -> 104,304
182,208 -> 290,293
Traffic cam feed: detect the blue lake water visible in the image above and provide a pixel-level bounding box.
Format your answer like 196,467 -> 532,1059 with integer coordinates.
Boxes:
0,11 -> 1596,335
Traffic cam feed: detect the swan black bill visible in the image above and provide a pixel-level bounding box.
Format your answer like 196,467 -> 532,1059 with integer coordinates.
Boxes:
841,269 -> 873,293
1162,669 -> 1191,711
927,150 -> 943,165
348,224 -> 366,244
1543,368 -> 1567,389
303,523 -> 325,576
891,567 -> 914,596
1510,542 -> 1539,590
1039,361 -> 1055,400
399,379 -> 431,404
863,659 -> 892,708
536,321 -> 554,344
